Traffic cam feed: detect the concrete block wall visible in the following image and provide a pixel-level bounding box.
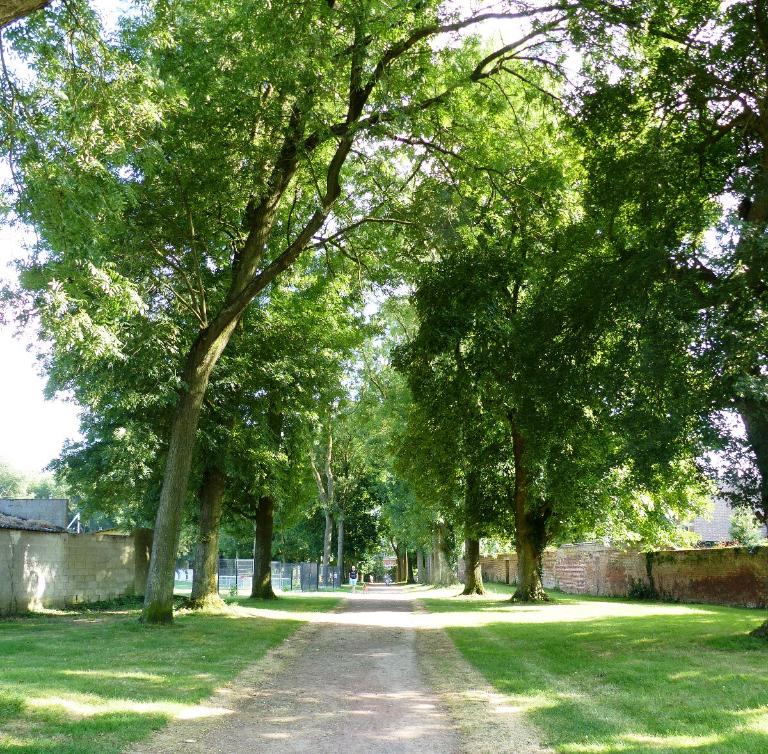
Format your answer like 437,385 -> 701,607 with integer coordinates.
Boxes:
0,529 -> 152,615
476,542 -> 768,608
0,499 -> 68,529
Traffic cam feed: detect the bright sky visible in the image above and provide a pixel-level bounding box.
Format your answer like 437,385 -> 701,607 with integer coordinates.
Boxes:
0,0 -> 128,475
0,224 -> 81,475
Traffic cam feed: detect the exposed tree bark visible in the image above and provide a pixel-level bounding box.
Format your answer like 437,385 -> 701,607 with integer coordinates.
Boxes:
0,0 -> 50,29
462,537 -> 485,595
416,549 -> 424,583
312,420 -> 335,583
251,494 -> 277,599
431,523 -> 453,586
322,509 -> 334,572
407,550 -> 416,584
142,100 -> 344,623
395,543 -> 407,582
143,322 -> 239,623
336,513 -> 344,586
189,464 -> 227,609
736,397 -> 768,521
510,424 -> 550,602
461,467 -> 485,595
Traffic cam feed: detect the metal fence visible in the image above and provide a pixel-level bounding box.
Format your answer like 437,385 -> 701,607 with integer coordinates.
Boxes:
175,560 -> 342,592
173,560 -> 341,593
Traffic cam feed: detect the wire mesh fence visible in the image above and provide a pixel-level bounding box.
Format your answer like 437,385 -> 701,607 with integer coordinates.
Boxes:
175,560 -> 342,593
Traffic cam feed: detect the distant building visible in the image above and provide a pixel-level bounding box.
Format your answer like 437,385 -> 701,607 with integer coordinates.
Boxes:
0,499 -> 68,530
683,495 -> 767,543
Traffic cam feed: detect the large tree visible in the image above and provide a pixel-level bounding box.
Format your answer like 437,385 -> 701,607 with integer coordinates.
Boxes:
3,0 -> 573,623
394,72 -> 711,600
562,0 -> 768,632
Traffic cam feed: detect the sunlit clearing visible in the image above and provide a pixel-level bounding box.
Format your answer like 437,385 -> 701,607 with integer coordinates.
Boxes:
451,687 -> 555,717
737,707 -> 768,735
27,694 -> 233,720
60,669 -> 165,682
561,732 -> 724,752
229,597 -> 713,630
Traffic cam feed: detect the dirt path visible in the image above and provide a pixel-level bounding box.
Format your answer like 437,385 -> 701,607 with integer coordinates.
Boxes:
133,586 -> 549,754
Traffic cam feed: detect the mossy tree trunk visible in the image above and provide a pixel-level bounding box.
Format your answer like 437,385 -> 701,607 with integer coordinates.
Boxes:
462,536 -> 485,595
461,468 -> 485,595
190,464 -> 227,609
510,423 -> 550,602
251,494 -> 276,600
143,106 -> 353,624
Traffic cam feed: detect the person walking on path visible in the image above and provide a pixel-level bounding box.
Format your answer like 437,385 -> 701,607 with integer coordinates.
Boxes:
349,565 -> 359,592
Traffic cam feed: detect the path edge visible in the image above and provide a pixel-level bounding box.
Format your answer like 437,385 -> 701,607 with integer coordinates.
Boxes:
127,607 -> 332,753
414,599 -> 552,754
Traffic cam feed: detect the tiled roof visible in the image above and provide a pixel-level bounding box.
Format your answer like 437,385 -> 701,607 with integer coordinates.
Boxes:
0,513 -> 65,533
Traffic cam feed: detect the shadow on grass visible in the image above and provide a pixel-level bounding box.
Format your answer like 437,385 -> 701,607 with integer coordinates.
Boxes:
0,594 -> 339,753
440,607 -> 768,754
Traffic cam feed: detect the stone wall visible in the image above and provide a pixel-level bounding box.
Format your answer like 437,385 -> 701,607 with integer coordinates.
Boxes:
0,528 -> 152,615
0,499 -> 68,529
476,542 -> 768,608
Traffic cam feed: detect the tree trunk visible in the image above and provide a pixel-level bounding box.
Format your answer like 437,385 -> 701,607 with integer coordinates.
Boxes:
431,524 -> 453,586
416,549 -> 424,583
322,509 -> 334,573
336,514 -> 344,587
251,494 -> 276,600
424,548 -> 432,583
461,467 -> 484,594
462,537 -> 485,595
189,464 -> 227,609
142,322 -> 240,624
510,424 -> 549,602
514,529 -> 547,602
141,112 -> 327,624
0,0 -> 50,29
407,550 -> 416,584
736,397 -> 768,521
396,544 -> 407,583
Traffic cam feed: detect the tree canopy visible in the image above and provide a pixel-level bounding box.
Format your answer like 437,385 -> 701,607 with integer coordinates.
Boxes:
1,0 -> 766,628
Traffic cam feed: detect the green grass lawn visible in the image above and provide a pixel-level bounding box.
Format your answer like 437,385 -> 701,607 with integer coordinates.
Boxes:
0,593 -> 340,754
420,583 -> 768,754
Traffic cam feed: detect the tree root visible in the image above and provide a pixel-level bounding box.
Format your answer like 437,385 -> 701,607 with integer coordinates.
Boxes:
510,587 -> 551,604
188,593 -> 226,611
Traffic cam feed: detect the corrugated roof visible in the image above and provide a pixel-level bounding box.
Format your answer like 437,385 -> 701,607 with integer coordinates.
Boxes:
0,513 -> 65,533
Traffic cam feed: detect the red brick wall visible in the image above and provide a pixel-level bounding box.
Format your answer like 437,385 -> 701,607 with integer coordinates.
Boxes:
650,548 -> 768,608
476,543 -> 768,608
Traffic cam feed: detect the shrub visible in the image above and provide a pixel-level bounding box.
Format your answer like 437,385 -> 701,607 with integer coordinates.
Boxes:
729,507 -> 766,547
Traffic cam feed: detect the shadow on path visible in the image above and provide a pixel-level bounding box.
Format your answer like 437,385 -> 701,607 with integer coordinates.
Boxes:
133,587 -> 460,754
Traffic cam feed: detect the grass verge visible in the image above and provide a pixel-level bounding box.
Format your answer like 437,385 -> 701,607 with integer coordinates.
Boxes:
419,583 -> 768,754
0,593 -> 340,754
